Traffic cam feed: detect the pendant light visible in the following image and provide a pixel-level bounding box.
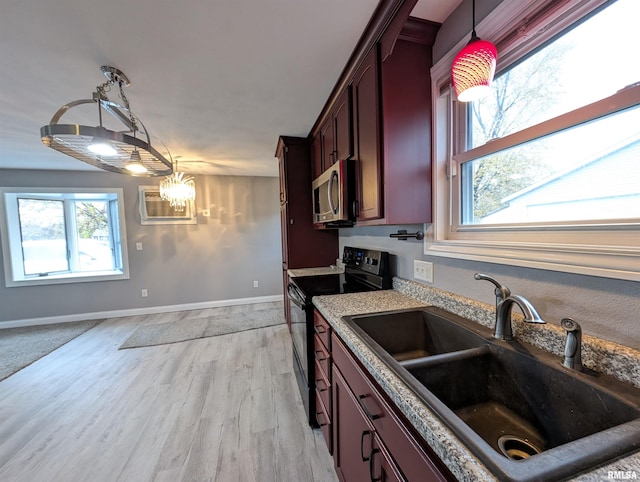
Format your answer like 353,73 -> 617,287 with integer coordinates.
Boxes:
451,0 -> 498,102
159,159 -> 196,212
40,66 -> 173,176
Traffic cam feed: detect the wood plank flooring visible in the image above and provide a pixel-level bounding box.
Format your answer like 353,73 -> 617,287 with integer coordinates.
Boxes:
0,307 -> 338,482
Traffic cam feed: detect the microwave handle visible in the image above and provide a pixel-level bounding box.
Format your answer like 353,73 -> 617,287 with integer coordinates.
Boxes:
328,170 -> 339,214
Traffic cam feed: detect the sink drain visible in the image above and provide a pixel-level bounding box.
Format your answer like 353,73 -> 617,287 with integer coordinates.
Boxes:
497,435 -> 542,460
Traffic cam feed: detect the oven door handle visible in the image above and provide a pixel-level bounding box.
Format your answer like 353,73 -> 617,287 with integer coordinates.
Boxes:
287,283 -> 306,307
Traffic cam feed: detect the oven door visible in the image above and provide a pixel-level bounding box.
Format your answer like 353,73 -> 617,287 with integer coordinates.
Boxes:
287,282 -> 309,384
288,281 -> 317,425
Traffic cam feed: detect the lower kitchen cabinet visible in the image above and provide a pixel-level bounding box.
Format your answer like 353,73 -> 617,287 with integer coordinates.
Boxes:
331,331 -> 453,482
333,367 -> 374,482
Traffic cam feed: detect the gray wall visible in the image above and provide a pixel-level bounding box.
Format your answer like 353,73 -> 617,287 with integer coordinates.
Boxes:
0,169 -> 282,323
339,224 -> 639,350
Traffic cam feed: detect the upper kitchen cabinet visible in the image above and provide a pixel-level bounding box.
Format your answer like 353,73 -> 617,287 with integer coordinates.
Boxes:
307,0 -> 440,226
357,17 -> 438,225
352,46 -> 381,221
312,87 -> 354,180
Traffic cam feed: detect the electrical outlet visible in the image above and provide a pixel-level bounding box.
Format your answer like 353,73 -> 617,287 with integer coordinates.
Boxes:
141,289 -> 148,297
253,280 -> 259,288
136,242 -> 143,251
413,260 -> 434,283
202,209 -> 210,217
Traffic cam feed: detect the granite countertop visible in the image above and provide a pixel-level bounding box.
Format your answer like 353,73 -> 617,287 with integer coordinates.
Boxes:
287,265 -> 344,277
312,278 -> 640,482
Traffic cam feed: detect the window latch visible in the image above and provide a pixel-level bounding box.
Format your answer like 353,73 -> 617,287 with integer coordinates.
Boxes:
447,159 -> 458,179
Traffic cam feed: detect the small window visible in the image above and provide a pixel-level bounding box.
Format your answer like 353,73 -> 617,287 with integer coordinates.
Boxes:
0,188 -> 129,287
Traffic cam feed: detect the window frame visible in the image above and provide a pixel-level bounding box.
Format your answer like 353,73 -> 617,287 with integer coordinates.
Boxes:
0,187 -> 130,287
427,0 -> 640,281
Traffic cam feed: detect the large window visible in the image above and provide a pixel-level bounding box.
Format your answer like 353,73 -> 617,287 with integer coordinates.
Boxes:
429,0 -> 640,281
0,188 -> 129,286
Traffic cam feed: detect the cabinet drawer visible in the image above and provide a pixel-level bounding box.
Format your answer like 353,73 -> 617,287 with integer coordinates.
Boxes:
313,310 -> 331,350
314,334 -> 331,381
315,390 -> 332,454
332,333 -> 451,482
314,358 -> 332,416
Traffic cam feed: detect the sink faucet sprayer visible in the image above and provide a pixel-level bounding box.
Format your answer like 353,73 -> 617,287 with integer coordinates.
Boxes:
474,273 -> 546,341
561,317 -> 583,370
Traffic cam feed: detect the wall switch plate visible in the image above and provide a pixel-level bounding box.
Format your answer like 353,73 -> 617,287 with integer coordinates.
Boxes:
141,289 -> 148,297
413,260 -> 434,283
253,280 -> 259,288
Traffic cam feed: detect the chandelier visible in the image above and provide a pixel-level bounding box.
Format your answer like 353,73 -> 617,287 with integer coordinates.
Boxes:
40,66 -> 172,176
159,161 -> 196,212
451,0 -> 498,102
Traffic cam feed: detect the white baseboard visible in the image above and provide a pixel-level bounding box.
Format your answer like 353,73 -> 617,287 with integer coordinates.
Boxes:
0,295 -> 284,329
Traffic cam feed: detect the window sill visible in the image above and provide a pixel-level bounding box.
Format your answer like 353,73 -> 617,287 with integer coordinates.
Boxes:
6,270 -> 129,288
424,225 -> 640,282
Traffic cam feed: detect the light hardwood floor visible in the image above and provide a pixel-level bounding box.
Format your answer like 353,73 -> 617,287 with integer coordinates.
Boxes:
0,307 -> 338,482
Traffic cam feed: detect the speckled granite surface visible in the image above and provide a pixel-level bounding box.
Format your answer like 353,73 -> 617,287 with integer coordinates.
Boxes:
287,266 -> 344,277
312,279 -> 640,482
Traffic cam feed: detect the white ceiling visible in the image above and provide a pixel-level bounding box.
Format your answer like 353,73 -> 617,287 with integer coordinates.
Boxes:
0,0 -> 459,177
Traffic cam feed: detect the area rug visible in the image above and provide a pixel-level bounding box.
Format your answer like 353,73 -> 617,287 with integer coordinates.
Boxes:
119,306 -> 285,349
0,319 -> 104,382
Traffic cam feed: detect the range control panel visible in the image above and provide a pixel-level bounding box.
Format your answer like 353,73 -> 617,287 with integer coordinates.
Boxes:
343,246 -> 389,277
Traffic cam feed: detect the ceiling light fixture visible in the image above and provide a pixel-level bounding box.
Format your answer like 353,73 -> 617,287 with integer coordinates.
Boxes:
159,160 -> 196,212
40,66 -> 172,176
451,0 -> 498,102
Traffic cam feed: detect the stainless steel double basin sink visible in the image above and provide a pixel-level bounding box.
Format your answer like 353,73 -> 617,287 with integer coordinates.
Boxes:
342,307 -> 640,481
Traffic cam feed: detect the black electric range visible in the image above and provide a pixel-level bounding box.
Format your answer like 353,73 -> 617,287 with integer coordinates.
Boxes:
287,246 -> 391,426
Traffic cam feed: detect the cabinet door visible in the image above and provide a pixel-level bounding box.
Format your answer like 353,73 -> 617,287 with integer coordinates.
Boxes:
278,152 -> 287,204
333,367 -> 374,482
311,133 -> 323,180
334,87 -> 353,162
320,116 -> 334,173
371,433 -> 405,482
353,46 -> 382,221
280,204 -> 288,269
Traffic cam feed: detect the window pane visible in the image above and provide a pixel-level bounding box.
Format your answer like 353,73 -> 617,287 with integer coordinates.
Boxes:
462,105 -> 640,224
469,0 -> 640,149
74,201 -> 114,271
17,198 -> 69,275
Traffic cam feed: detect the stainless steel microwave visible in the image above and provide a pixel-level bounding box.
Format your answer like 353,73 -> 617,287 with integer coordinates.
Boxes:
312,159 -> 355,226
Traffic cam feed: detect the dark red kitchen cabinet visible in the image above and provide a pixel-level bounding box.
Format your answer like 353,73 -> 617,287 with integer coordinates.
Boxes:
354,18 -> 438,226
352,46 -> 382,221
313,87 -> 353,179
333,368 -> 375,482
311,134 -> 323,181
332,333 -> 454,482
333,87 -> 353,164
276,136 -> 338,328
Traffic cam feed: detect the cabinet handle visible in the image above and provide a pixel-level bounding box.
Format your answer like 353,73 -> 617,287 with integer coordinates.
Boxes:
315,350 -> 327,361
315,379 -> 328,392
315,411 -> 328,427
360,430 -> 372,462
315,325 -> 327,334
369,448 -> 384,482
358,394 -> 382,421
